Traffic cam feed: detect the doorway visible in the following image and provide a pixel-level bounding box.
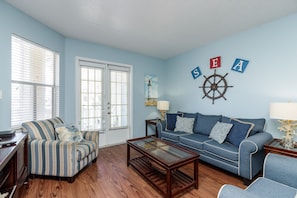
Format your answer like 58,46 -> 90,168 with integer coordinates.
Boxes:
77,57 -> 132,147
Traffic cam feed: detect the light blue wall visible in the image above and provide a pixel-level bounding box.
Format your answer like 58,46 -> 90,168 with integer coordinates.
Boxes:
164,13 -> 297,138
0,2 -> 165,138
64,38 -> 165,137
0,2 -> 65,130
2,1 -> 297,139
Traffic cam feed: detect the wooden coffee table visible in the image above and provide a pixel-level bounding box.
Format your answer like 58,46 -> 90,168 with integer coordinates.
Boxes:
127,136 -> 199,198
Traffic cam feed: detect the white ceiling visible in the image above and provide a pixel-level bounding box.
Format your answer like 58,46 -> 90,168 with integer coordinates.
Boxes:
5,0 -> 297,59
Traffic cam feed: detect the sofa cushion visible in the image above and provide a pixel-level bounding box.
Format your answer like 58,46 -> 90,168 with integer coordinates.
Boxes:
166,113 -> 183,131
22,120 -> 56,140
174,116 -> 195,133
246,177 -> 297,198
76,140 -> 97,161
161,130 -> 188,143
47,117 -> 64,139
179,133 -> 211,151
47,117 -> 64,126
55,124 -> 84,142
204,140 -> 239,162
177,111 -> 198,118
209,121 -> 233,143
193,113 -> 222,135
226,118 -> 255,147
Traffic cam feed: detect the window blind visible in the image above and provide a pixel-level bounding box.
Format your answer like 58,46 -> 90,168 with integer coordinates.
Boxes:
11,35 -> 60,128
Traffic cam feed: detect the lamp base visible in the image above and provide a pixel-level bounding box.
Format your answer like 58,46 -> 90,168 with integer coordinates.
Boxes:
280,136 -> 297,149
278,120 -> 297,149
159,110 -> 167,120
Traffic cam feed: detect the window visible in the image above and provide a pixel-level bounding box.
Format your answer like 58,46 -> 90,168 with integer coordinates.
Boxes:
11,35 -> 60,128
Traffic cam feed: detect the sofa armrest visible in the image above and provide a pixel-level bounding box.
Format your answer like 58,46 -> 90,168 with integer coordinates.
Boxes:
157,120 -> 166,137
239,131 -> 273,179
81,130 -> 99,145
217,184 -> 261,198
28,139 -> 77,177
264,153 -> 297,189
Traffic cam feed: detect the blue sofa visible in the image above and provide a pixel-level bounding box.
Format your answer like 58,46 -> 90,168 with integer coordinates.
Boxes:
218,153 -> 297,198
157,112 -> 273,182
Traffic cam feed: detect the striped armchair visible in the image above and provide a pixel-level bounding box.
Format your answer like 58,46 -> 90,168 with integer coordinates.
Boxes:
22,117 -> 99,182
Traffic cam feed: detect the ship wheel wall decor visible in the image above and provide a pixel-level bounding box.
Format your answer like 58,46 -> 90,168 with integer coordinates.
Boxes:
199,69 -> 233,104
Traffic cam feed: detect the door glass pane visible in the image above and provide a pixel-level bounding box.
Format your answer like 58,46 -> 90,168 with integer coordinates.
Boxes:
80,66 -> 103,130
109,70 -> 128,129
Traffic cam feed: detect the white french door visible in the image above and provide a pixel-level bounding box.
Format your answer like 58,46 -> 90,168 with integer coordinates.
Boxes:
77,58 -> 132,148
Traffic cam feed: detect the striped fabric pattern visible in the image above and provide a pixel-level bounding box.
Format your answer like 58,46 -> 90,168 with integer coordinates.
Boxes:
29,139 -> 77,177
26,118 -> 99,179
76,141 -> 97,161
47,117 -> 64,139
81,131 -> 99,157
82,130 -> 99,143
23,120 -> 57,140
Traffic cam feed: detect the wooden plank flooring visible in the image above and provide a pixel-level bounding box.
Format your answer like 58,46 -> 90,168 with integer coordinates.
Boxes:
21,144 -> 246,198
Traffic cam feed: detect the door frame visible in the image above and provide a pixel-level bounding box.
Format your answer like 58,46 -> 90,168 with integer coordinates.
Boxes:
75,56 -> 133,147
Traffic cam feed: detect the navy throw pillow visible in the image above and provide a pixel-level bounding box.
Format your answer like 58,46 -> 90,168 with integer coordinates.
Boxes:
236,118 -> 266,136
166,113 -> 183,131
193,113 -> 222,135
226,119 -> 254,147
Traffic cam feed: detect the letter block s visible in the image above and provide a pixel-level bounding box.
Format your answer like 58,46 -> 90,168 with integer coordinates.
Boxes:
191,66 -> 202,79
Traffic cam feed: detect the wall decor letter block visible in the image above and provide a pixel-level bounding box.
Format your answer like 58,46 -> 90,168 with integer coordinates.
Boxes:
231,58 -> 249,73
210,56 -> 221,69
191,66 -> 202,79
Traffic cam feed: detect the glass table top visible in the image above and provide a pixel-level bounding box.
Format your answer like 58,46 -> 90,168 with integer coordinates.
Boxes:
129,137 -> 196,163
268,139 -> 297,151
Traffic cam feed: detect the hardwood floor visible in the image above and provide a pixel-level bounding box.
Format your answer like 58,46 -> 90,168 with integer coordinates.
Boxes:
22,144 -> 245,198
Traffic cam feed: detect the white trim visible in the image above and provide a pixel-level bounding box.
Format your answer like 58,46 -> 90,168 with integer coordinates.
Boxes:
262,153 -> 271,178
217,184 -> 227,198
200,154 -> 238,170
203,150 -> 238,164
204,140 -> 238,155
179,143 -> 203,152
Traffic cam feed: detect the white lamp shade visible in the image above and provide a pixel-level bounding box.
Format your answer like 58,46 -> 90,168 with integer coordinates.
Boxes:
270,102 -> 297,120
157,101 -> 169,111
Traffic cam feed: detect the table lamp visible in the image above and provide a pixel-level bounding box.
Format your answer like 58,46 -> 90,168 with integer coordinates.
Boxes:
270,102 -> 297,149
157,101 -> 169,120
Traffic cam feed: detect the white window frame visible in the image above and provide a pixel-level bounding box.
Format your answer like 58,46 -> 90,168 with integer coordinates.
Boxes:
11,35 -> 60,128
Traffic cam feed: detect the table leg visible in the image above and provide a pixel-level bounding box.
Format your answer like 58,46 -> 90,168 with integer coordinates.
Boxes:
166,169 -> 172,198
127,144 -> 130,166
145,121 -> 148,136
194,160 -> 199,189
155,124 -> 158,138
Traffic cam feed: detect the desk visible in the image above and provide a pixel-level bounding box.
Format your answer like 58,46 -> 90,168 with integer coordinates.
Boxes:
264,138 -> 297,158
0,132 -> 28,198
145,119 -> 160,137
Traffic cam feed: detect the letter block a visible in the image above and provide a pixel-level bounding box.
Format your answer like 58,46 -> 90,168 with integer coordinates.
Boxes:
231,58 -> 249,73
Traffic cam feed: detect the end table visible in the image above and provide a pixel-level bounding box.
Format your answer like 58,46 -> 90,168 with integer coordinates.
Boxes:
264,138 -> 297,158
145,119 -> 160,137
